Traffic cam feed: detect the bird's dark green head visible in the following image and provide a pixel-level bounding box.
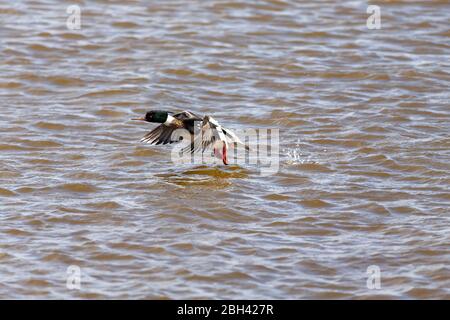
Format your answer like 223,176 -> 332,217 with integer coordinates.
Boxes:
141,110 -> 168,123
132,110 -> 171,123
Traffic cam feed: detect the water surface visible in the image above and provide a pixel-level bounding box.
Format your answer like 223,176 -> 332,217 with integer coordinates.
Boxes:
0,0 -> 449,299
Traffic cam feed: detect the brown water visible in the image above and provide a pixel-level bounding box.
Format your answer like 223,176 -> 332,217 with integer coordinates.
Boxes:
1,0 -> 449,299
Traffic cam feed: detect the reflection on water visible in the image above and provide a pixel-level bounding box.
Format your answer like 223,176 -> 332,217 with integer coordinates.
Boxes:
0,0 -> 449,299
155,166 -> 249,187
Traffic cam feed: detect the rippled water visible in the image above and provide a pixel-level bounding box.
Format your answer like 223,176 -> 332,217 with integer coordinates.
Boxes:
1,0 -> 449,299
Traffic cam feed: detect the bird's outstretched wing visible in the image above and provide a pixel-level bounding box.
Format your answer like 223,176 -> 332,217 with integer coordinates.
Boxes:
173,110 -> 202,122
140,124 -> 178,145
181,115 -> 246,154
141,110 -> 202,145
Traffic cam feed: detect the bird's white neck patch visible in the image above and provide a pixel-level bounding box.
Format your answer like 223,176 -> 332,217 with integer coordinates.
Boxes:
164,114 -> 176,125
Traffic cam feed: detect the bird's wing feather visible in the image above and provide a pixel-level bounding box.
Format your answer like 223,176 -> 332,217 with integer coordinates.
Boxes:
141,124 -> 177,145
199,118 -> 217,152
182,115 -> 245,154
141,125 -> 162,144
173,110 -> 202,121
181,116 -> 212,153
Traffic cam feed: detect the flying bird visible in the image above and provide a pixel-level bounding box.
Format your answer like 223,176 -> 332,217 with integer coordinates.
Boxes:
132,110 -> 247,165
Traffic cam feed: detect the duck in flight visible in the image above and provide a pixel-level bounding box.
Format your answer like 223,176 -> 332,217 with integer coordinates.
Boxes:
132,110 -> 247,165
